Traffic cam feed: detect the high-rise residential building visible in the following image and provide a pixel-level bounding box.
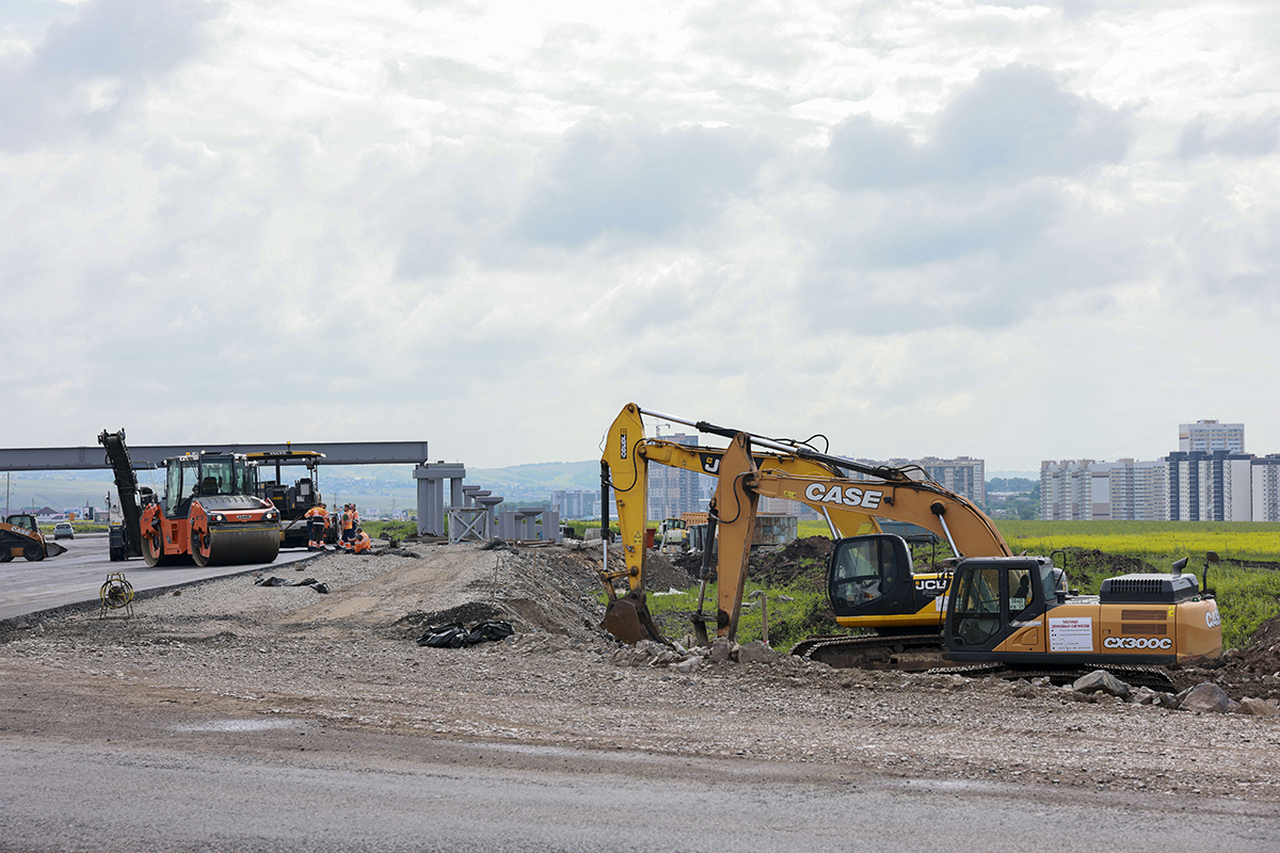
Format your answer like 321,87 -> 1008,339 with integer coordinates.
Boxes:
1251,456 -> 1280,522
1108,459 -> 1168,521
1167,450 -> 1253,521
878,456 -> 987,506
1040,460 -> 1111,520
1179,420 -> 1245,453
551,489 -> 596,520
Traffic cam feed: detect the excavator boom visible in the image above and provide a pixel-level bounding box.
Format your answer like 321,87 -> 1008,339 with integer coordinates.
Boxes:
599,403 -> 884,642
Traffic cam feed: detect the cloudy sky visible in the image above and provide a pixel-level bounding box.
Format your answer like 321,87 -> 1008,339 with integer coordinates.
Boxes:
2,0 -> 1277,472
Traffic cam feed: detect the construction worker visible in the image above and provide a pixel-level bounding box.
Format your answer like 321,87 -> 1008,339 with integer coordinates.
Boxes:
351,526 -> 373,554
340,504 -> 354,546
304,503 -> 329,551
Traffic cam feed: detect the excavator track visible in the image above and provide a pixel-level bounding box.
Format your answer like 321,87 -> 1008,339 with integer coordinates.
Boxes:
921,662 -> 1176,691
792,634 -> 1176,690
791,633 -> 947,672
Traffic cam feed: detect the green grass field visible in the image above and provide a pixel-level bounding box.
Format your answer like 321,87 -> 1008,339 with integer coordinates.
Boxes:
649,518 -> 1280,652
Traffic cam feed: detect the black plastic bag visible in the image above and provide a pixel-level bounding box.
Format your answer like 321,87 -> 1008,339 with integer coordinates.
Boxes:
467,620 -> 514,644
417,623 -> 470,648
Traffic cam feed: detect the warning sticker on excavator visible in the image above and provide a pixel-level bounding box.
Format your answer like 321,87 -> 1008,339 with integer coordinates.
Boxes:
1049,616 -> 1093,652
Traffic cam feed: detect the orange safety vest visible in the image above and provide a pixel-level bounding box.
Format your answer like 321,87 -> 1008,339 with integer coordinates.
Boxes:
352,533 -> 372,554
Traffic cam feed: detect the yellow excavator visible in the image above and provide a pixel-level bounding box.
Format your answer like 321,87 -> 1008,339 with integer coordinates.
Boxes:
600,403 -> 889,643
600,404 -> 1223,684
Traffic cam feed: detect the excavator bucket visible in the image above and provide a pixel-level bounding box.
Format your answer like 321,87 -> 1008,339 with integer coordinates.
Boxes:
44,541 -> 67,558
601,590 -> 665,645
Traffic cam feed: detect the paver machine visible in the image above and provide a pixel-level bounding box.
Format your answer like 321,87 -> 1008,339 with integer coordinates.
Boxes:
245,449 -> 329,549
139,450 -> 280,567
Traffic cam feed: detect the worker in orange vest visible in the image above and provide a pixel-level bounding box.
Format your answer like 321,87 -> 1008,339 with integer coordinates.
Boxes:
340,504 -> 357,547
351,526 -> 373,554
305,503 -> 329,551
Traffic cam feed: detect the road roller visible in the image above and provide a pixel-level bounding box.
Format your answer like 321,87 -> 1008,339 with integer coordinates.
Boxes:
139,450 -> 281,567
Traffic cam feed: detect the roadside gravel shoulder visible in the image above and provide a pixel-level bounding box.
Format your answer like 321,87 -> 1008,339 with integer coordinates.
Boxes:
1,542 -> 1277,803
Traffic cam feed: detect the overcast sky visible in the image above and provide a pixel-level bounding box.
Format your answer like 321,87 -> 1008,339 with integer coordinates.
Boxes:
2,0 -> 1277,472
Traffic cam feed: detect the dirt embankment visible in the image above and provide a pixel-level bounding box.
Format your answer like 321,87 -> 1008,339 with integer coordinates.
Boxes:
1,540 -> 1278,803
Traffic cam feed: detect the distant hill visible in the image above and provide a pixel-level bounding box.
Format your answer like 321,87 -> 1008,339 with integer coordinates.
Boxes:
466,461 -> 601,495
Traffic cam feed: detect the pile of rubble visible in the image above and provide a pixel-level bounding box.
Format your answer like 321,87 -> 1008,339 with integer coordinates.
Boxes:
609,638 -> 1280,716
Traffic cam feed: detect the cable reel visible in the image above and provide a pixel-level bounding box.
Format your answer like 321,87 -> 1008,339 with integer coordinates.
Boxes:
99,572 -> 134,618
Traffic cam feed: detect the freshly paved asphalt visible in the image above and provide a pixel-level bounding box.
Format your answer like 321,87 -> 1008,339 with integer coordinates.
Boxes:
0,533 -> 316,621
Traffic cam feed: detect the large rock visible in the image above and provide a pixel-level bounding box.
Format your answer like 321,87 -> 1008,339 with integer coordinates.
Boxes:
709,638 -> 736,663
1234,697 -> 1280,716
1178,682 -> 1235,713
672,656 -> 702,675
1072,670 -> 1132,700
737,641 -> 779,665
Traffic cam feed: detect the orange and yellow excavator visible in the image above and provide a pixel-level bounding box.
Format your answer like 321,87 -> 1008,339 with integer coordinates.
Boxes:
600,404 -> 1222,684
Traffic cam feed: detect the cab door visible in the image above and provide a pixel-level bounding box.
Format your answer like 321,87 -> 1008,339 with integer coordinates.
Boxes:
945,561 -> 1046,660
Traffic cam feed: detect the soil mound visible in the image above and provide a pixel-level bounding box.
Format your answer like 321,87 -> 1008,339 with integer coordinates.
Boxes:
749,536 -> 833,589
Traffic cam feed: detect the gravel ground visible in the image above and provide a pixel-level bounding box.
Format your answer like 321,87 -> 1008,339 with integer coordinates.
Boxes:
2,541 -> 1278,803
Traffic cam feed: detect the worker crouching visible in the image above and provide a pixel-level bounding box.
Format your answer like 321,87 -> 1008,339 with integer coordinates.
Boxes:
349,527 -> 373,554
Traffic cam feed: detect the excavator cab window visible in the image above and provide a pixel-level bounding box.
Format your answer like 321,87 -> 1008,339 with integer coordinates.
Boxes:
828,534 -> 912,617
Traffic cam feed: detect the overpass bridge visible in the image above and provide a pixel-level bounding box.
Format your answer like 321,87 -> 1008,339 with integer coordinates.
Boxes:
0,441 -> 471,538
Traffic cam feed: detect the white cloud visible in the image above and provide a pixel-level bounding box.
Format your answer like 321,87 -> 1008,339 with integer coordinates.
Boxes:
3,0 -> 1280,470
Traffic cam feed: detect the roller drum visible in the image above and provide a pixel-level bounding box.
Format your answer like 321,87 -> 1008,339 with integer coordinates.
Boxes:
203,526 -> 280,565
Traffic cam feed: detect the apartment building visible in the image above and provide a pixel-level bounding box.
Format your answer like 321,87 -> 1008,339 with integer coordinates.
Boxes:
1179,420 -> 1245,453
1040,451 -> 1254,521
647,433 -> 712,519
1252,455 -> 1280,522
1166,450 -> 1253,521
551,489 -> 597,520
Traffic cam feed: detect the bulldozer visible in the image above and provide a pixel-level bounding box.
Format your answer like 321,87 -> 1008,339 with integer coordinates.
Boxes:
1,514 -> 68,562
139,450 -> 281,567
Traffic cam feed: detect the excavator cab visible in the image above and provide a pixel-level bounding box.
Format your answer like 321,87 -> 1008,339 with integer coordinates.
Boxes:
828,534 -> 929,619
944,558 -> 1056,657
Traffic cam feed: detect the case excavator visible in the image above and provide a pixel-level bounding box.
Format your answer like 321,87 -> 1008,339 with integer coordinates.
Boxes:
600,404 -> 1223,686
139,450 -> 280,567
600,403 -> 886,644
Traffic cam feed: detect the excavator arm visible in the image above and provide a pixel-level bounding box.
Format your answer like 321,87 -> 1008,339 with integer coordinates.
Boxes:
601,403 -> 883,594
707,434 -> 1011,641
599,403 -> 882,643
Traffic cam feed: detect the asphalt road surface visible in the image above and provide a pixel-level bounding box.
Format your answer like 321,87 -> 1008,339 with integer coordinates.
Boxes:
0,533 -> 315,621
2,718 -> 1277,853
